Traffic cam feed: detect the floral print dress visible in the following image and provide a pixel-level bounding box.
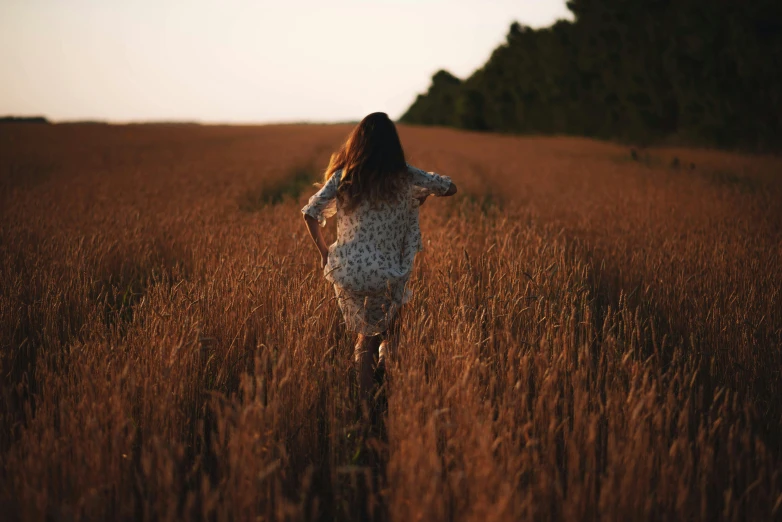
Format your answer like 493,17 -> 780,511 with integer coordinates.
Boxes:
301,164 -> 452,335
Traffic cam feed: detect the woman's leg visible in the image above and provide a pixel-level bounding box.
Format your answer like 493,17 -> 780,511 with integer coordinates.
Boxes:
354,334 -> 381,404
378,306 -> 403,372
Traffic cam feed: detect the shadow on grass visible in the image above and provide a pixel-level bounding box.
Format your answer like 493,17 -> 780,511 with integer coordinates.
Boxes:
703,168 -> 760,193
238,165 -> 319,212
579,242 -> 782,455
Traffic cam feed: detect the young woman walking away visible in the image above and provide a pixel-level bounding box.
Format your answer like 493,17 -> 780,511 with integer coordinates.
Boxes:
301,112 -> 457,406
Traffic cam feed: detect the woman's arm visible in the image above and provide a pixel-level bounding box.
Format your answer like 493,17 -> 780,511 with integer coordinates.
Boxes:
408,165 -> 457,205
303,214 -> 329,268
416,180 -> 457,206
300,171 -> 341,268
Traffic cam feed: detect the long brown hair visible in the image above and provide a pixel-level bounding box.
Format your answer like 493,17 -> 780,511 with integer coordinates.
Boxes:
323,112 -> 408,213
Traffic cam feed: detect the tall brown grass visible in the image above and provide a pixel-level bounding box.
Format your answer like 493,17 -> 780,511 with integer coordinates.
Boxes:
1,123 -> 780,521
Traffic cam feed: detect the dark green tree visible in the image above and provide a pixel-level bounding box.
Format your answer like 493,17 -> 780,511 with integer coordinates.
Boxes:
401,0 -> 782,150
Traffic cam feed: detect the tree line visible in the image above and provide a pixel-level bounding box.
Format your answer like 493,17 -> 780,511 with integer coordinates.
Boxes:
401,0 -> 781,151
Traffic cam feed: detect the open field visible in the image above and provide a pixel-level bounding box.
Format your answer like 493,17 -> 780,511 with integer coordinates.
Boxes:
1,123 -> 781,521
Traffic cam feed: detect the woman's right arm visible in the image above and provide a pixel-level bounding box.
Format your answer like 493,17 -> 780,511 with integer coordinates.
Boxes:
409,165 -> 457,205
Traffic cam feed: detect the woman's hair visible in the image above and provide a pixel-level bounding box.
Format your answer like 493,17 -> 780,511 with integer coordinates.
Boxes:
323,112 -> 407,213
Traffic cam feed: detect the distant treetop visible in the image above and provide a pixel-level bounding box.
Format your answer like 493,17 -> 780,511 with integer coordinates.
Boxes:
0,116 -> 50,124
401,0 -> 782,151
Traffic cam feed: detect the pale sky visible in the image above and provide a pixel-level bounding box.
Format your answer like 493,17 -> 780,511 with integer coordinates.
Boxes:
0,0 -> 572,123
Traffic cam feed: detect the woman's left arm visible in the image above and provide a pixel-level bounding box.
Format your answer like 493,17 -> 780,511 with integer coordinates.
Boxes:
301,170 -> 341,268
303,214 -> 330,268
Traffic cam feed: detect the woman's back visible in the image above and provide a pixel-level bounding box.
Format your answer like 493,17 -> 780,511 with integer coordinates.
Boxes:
303,165 -> 452,294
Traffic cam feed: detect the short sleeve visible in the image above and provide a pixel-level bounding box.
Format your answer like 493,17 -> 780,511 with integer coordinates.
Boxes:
301,170 -> 341,227
407,164 -> 452,197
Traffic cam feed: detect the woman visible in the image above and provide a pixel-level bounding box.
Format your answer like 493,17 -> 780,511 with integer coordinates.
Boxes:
301,112 -> 457,404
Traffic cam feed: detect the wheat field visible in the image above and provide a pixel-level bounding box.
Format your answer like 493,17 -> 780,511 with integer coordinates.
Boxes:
1,123 -> 781,521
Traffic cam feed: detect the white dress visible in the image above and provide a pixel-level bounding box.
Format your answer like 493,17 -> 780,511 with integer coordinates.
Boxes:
302,164 -> 452,335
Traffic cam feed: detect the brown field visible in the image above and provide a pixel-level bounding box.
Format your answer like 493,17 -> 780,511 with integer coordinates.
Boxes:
1,123 -> 781,521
